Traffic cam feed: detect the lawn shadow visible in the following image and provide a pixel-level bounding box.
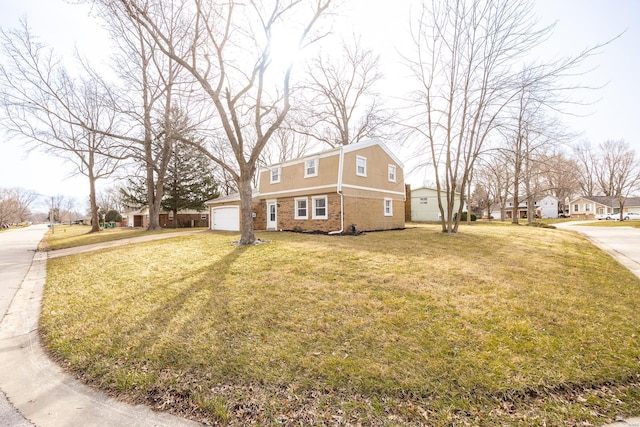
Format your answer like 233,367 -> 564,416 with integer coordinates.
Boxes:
116,245 -> 249,366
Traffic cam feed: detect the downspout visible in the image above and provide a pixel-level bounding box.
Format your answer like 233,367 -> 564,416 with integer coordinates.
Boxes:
329,145 -> 345,235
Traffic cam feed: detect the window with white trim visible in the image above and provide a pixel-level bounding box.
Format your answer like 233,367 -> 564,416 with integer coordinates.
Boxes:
305,159 -> 318,177
270,167 -> 281,183
294,197 -> 308,219
200,213 -> 207,220
312,195 -> 328,219
384,198 -> 393,216
356,156 -> 367,176
585,204 -> 590,212
573,204 -> 579,212
388,164 -> 396,182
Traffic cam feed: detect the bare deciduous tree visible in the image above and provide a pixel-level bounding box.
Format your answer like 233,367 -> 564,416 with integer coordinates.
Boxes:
0,187 -> 38,225
0,23 -> 122,232
538,150 -> 580,215
405,0 -> 550,232
295,36 -> 389,148
259,124 -> 314,166
92,5 -> 189,230
474,153 -> 513,221
406,0 -> 608,232
93,0 -> 332,244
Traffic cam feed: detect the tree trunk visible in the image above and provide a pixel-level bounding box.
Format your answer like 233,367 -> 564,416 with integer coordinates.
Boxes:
238,174 -> 255,245
88,172 -> 101,233
146,163 -> 162,230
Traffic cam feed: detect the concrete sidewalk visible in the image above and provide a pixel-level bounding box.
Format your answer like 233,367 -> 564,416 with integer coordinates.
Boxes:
0,233 -> 202,427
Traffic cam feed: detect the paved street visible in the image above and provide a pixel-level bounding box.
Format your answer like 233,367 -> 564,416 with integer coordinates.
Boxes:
0,224 -> 46,427
0,224 -> 47,320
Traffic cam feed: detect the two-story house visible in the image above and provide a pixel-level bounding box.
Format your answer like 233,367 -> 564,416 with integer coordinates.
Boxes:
206,139 -> 405,233
490,195 -> 559,220
408,186 -> 466,222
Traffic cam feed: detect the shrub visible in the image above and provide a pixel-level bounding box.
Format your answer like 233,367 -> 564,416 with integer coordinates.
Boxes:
459,212 -> 477,222
105,209 -> 123,223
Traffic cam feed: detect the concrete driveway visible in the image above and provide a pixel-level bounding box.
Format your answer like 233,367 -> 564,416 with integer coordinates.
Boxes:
556,221 -> 640,427
555,221 -> 640,280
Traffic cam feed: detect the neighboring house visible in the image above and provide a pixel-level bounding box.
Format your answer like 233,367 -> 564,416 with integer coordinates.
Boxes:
206,139 -> 406,233
491,195 -> 559,219
568,196 -> 640,219
409,187 -> 466,222
125,207 -> 208,228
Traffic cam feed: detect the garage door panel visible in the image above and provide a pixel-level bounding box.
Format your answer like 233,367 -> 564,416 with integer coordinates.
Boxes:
212,206 -> 240,231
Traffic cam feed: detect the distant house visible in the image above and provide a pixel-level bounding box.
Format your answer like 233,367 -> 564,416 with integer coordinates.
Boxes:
491,195 -> 559,220
206,139 -> 406,233
409,187 -> 466,222
568,196 -> 640,220
125,207 -> 208,228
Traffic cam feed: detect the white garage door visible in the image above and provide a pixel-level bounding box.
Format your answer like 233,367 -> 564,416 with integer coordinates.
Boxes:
211,206 -> 240,231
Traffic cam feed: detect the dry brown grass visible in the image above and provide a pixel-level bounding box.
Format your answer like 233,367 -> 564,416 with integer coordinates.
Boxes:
40,224 -> 640,426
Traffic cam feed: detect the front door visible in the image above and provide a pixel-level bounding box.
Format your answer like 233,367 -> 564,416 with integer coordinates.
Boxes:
267,200 -> 277,230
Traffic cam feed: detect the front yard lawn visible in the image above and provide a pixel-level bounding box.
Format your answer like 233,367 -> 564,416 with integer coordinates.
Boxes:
40,224 -> 640,426
41,224 -> 207,250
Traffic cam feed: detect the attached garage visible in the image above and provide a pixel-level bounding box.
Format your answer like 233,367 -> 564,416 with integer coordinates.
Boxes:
210,206 -> 240,231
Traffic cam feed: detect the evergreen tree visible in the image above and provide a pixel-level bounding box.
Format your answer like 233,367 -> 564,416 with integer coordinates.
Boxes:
163,142 -> 219,227
120,108 -> 219,227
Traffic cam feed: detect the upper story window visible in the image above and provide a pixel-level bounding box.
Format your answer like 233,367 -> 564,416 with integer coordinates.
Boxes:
356,156 -> 367,177
305,158 -> 318,178
270,167 -> 281,183
388,164 -> 396,182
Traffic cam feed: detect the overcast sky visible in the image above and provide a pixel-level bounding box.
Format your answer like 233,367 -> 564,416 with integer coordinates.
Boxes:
0,0 -> 638,210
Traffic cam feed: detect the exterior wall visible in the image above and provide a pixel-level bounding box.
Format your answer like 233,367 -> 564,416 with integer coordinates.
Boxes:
343,193 -> 404,232
259,151 -> 340,196
254,191 -> 403,233
128,211 -> 207,228
159,213 -> 208,228
404,184 -> 412,222
538,196 -> 559,219
251,140 -> 406,233
569,198 -> 602,220
411,188 -> 463,222
252,200 -> 266,231
341,145 -> 405,194
256,193 -> 342,232
500,196 -> 559,219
